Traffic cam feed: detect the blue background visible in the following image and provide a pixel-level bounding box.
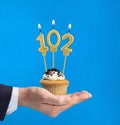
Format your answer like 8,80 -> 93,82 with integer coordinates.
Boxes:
0,0 -> 120,125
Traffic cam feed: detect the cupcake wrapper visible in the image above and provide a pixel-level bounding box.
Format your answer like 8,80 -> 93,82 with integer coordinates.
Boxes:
42,84 -> 68,95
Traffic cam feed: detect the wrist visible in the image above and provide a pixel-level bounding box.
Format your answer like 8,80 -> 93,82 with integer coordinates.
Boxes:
18,88 -> 28,106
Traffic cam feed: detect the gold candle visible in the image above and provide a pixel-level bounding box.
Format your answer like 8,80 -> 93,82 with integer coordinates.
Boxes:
36,24 -> 48,71
61,24 -> 74,74
47,19 -> 60,68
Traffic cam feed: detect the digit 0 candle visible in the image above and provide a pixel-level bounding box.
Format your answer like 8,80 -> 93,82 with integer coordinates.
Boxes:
47,19 -> 60,68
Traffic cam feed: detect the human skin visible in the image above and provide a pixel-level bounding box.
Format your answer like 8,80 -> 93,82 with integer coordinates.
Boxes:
18,87 -> 92,117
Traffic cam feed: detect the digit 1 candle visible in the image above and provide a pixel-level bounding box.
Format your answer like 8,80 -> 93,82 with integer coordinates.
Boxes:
36,24 -> 48,71
61,24 -> 74,74
47,19 -> 60,68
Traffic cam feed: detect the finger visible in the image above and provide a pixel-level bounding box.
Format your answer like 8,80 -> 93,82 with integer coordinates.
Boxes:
42,94 -> 72,106
70,91 -> 92,105
44,91 -> 92,112
57,91 -> 92,112
39,88 -> 72,105
53,91 -> 92,115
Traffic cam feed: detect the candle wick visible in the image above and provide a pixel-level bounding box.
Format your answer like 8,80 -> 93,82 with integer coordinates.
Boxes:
39,29 -> 42,33
52,25 -> 55,29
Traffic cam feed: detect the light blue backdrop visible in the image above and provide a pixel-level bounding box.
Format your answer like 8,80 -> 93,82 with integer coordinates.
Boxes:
0,0 -> 120,125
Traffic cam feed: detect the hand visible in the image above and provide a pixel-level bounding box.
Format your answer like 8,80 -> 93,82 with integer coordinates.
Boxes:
18,87 -> 92,117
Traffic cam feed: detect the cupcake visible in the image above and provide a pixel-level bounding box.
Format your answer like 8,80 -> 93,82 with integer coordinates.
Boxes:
40,68 -> 69,95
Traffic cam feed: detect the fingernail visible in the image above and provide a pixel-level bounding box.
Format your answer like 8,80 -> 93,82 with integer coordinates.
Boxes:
82,90 -> 89,94
88,93 -> 92,98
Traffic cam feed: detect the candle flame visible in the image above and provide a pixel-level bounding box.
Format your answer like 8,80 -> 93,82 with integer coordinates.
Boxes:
52,19 -> 55,26
68,24 -> 72,30
38,24 -> 41,29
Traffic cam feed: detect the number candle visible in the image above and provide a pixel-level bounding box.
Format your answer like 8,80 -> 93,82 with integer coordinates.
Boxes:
47,19 -> 60,68
61,24 -> 74,74
36,24 -> 48,71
